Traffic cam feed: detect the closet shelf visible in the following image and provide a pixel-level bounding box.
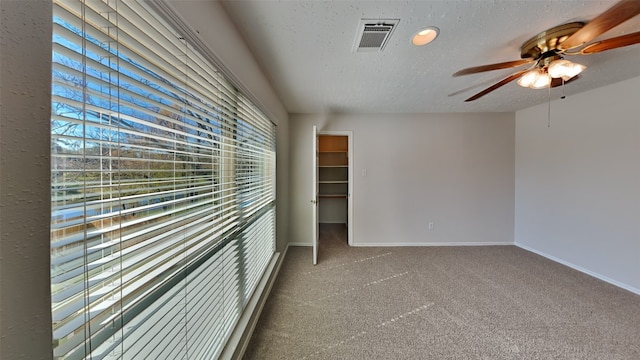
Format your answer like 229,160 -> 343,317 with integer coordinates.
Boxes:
319,194 -> 348,198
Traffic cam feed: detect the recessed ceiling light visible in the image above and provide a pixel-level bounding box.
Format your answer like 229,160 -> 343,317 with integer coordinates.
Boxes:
411,26 -> 439,46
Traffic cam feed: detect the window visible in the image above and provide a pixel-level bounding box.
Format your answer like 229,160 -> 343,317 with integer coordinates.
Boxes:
50,1 -> 276,358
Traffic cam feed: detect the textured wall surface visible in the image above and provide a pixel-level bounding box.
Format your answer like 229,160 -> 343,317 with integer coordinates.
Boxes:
0,0 -> 54,359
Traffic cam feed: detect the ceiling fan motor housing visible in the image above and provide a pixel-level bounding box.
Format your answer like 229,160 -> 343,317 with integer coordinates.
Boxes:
520,22 -> 585,59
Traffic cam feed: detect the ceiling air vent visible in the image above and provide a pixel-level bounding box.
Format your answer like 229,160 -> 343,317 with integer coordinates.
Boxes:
353,19 -> 399,53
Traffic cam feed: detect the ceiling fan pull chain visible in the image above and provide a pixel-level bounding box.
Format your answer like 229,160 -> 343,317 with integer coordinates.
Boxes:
547,85 -> 552,128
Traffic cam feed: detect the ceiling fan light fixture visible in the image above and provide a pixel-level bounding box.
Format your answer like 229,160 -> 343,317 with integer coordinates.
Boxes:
548,59 -> 586,80
411,26 -> 439,46
517,70 -> 538,88
531,73 -> 552,89
517,69 -> 551,89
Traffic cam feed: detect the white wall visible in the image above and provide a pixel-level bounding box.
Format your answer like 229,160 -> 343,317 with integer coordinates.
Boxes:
0,1 -> 53,359
290,113 -> 515,246
515,76 -> 640,294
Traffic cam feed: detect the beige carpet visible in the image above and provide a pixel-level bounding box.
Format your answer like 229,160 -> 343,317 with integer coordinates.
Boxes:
243,224 -> 640,359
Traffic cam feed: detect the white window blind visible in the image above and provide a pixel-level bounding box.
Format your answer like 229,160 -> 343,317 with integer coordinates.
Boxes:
50,1 -> 276,359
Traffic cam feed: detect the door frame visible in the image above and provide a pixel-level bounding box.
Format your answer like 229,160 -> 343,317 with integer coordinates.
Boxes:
317,130 -> 354,246
312,126 -> 318,265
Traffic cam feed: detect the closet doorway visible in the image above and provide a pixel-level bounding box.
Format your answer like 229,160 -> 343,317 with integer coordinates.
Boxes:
311,127 -> 353,265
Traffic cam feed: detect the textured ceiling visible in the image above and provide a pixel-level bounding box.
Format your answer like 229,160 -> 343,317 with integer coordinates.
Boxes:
209,1 -> 640,113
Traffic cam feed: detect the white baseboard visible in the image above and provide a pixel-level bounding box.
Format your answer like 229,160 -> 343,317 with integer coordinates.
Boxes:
352,241 -> 513,247
288,242 -> 311,247
287,241 -> 512,247
516,243 -> 640,296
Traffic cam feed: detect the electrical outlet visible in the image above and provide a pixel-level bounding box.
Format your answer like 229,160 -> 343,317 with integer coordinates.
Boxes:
428,222 -> 434,230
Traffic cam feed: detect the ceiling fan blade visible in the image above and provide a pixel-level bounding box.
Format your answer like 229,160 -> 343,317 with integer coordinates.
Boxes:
580,31 -> 640,54
559,0 -> 640,50
453,59 -> 533,77
464,69 -> 529,102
